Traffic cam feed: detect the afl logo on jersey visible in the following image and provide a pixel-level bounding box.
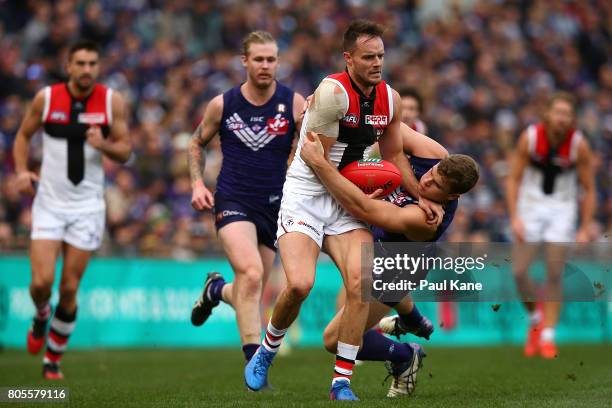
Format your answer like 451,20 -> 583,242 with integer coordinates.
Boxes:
365,115 -> 388,126
342,113 -> 359,127
277,103 -> 286,113
267,114 -> 289,135
226,117 -> 246,131
49,111 -> 68,122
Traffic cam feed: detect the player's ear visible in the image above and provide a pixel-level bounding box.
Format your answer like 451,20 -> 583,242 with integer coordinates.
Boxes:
241,54 -> 248,67
343,51 -> 352,66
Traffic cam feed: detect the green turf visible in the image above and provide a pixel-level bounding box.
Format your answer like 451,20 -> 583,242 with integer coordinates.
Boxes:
1,345 -> 611,407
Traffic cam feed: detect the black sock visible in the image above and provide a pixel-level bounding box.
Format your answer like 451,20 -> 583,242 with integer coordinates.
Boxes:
242,343 -> 259,362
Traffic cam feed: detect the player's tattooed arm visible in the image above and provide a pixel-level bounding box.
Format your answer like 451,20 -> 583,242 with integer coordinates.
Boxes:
188,95 -> 222,210
189,122 -> 206,183
188,95 -> 222,184
13,89 -> 45,195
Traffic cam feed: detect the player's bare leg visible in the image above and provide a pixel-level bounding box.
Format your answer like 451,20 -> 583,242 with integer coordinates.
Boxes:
539,243 -> 567,358
44,243 -> 90,379
512,243 -> 542,357
323,228 -> 373,399
244,232 -> 319,391
198,221 -> 273,361
27,240 -> 62,355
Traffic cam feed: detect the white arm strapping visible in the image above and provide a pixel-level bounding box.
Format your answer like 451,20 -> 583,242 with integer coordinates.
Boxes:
305,80 -> 348,139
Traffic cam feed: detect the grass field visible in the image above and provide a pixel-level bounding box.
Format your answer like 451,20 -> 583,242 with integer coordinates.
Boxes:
1,345 -> 611,407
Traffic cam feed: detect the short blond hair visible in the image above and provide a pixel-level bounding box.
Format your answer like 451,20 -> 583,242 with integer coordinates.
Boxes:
241,31 -> 276,56
546,91 -> 577,113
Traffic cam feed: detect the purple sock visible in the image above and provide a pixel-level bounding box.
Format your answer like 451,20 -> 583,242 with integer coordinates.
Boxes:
242,343 -> 259,362
207,278 -> 226,303
356,329 -> 413,362
399,305 -> 423,329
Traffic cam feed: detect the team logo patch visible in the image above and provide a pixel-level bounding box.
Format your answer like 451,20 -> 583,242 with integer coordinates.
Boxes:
342,113 -> 359,127
78,113 -> 105,125
267,115 -> 289,135
365,115 -> 388,126
49,111 -> 68,122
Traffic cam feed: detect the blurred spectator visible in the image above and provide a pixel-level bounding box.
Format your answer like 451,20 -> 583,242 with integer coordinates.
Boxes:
0,0 -> 610,258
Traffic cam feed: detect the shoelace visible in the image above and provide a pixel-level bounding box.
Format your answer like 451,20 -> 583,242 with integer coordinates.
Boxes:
382,356 -> 418,394
253,351 -> 273,376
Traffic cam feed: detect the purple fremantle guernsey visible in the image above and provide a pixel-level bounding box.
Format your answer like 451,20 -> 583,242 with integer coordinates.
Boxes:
217,82 -> 296,204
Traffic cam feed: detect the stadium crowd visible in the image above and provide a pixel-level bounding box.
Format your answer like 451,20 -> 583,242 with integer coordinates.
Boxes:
0,0 -> 610,258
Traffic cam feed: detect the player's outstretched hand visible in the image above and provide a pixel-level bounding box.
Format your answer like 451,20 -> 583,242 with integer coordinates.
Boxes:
16,171 -> 39,196
510,217 -> 525,242
300,131 -> 324,166
191,181 -> 214,211
418,195 -> 444,226
86,125 -> 105,150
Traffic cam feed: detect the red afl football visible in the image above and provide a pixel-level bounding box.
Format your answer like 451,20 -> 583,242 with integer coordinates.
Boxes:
340,159 -> 401,196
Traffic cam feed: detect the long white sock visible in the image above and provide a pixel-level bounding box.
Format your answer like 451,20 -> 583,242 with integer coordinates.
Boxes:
541,327 -> 555,342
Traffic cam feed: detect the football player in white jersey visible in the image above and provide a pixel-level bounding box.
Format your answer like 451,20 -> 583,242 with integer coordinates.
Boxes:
13,39 -> 131,379
244,20 -> 444,400
506,92 -> 596,359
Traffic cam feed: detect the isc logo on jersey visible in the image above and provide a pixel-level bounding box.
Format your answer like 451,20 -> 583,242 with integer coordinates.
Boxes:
365,115 -> 388,126
267,114 -> 289,135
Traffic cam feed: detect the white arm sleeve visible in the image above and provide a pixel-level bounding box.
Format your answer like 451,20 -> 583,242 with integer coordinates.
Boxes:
305,80 -> 348,138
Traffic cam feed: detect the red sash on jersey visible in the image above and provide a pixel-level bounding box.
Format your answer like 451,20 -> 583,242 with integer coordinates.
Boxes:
526,122 -> 580,195
326,71 -> 391,135
530,123 -> 578,169
44,83 -> 110,126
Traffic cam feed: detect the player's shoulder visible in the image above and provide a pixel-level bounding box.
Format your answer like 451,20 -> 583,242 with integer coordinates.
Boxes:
206,94 -> 224,115
274,81 -> 295,95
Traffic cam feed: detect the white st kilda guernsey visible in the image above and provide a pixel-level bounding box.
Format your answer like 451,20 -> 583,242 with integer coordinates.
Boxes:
37,83 -> 112,212
518,123 -> 583,206
286,71 -> 394,195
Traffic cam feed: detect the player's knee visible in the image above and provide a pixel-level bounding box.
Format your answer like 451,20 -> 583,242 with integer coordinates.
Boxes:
237,266 -> 263,295
286,280 -> 313,302
322,326 -> 338,354
59,281 -> 79,301
30,277 -> 53,295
